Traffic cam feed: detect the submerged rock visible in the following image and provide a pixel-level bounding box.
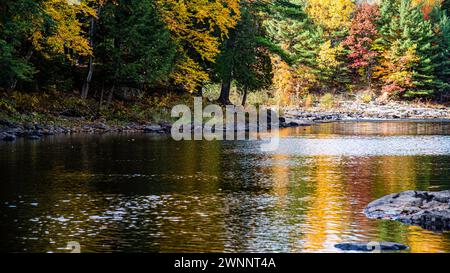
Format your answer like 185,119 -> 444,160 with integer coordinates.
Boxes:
365,190 -> 450,231
335,242 -> 408,252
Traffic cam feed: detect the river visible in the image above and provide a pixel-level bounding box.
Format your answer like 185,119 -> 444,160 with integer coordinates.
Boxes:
1,121 -> 450,253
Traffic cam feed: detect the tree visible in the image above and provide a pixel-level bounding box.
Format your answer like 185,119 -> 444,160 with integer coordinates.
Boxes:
0,0 -> 96,92
155,0 -> 240,93
315,39 -> 352,92
0,0 -> 45,91
215,5 -> 274,105
374,42 -> 419,96
305,0 -> 355,34
265,0 -> 321,103
81,0 -> 107,99
430,6 -> 450,98
95,0 -> 176,102
343,3 -> 380,84
376,0 -> 440,98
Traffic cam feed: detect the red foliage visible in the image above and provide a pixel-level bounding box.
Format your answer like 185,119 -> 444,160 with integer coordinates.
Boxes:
342,3 -> 380,74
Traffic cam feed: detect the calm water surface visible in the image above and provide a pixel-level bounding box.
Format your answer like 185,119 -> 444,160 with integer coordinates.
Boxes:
1,121 -> 450,253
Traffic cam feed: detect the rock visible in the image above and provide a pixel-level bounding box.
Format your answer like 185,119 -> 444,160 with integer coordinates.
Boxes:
144,124 -> 163,132
42,130 -> 55,136
93,123 -> 109,130
2,133 -> 16,141
365,190 -> 450,231
0,120 -> 15,128
27,135 -> 41,140
159,122 -> 172,133
335,242 -> 408,252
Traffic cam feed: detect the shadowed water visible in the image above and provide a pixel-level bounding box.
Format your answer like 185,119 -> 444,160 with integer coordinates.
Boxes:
1,121 -> 450,253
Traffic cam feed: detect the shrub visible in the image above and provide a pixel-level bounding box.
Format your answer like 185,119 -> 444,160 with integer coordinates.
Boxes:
359,91 -> 374,103
319,93 -> 335,109
303,94 -> 316,108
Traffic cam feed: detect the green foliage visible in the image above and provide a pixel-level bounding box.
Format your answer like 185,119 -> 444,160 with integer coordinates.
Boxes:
215,2 -> 275,104
375,0 -> 445,98
2,0 -> 450,111
0,0 -> 43,89
96,0 -> 176,88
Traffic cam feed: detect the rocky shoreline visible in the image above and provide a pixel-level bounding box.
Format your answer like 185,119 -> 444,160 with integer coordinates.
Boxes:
283,101 -> 450,123
2,101 -> 450,141
365,190 -> 450,231
0,120 -> 174,142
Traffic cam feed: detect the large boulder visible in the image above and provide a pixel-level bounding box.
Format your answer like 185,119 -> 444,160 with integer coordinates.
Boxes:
364,190 -> 450,231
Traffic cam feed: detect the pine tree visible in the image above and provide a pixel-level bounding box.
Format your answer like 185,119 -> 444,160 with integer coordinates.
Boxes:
376,0 -> 440,98
215,4 -> 274,105
96,0 -> 176,98
215,0 -> 295,105
265,0 -> 322,101
430,7 -> 450,98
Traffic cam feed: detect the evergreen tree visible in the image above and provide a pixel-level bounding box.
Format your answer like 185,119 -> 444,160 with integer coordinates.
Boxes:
215,6 -> 273,105
376,0 -> 440,98
430,7 -> 450,98
96,0 -> 176,100
265,0 -> 322,101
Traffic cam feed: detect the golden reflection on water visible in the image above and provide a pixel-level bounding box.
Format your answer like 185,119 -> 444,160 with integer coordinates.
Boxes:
1,122 -> 450,252
266,123 -> 450,253
299,157 -> 350,252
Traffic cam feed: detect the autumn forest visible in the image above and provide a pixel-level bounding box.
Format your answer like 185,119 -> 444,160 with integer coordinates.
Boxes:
1,0 -> 450,113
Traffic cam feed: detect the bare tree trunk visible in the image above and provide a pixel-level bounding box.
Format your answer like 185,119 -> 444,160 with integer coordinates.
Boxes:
81,15 -> 96,99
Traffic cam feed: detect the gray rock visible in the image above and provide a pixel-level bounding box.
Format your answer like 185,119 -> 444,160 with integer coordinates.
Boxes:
27,135 -> 41,140
2,133 -> 16,141
365,190 -> 450,231
144,124 -> 163,132
335,242 -> 408,252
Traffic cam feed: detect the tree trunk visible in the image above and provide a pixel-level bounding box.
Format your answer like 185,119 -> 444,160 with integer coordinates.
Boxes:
218,78 -> 232,105
107,84 -> 115,106
81,15 -> 96,99
193,84 -> 203,97
242,88 -> 248,106
99,82 -> 105,109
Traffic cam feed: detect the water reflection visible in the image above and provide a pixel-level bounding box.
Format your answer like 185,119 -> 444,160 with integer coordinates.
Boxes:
1,122 -> 450,253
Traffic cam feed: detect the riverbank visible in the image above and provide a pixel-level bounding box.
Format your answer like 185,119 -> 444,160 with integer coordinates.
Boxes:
2,92 -> 450,141
282,100 -> 450,126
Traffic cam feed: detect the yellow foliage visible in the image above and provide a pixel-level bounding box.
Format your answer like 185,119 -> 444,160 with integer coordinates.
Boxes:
32,0 -> 97,59
374,42 -> 420,94
306,0 -> 355,32
272,56 -> 317,106
411,0 -> 442,17
317,40 -> 343,69
172,56 -> 210,92
156,0 -> 241,92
